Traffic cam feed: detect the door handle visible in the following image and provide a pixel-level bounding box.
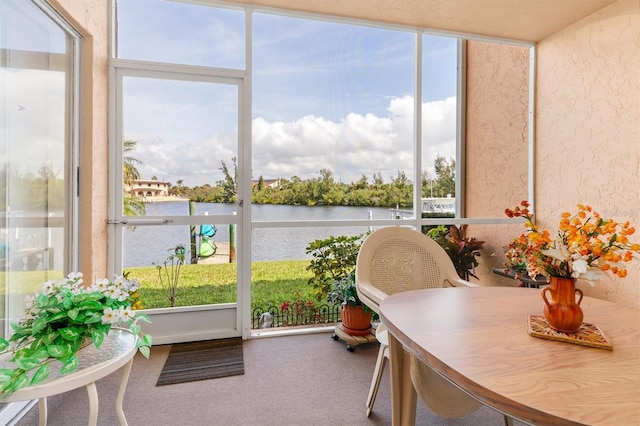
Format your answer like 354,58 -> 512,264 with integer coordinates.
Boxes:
108,218 -> 174,225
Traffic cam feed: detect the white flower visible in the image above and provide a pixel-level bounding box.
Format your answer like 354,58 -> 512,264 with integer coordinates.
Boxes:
104,285 -> 120,299
66,272 -> 83,287
40,280 -> 55,295
114,289 -> 129,302
541,242 -> 571,263
101,307 -> 118,324
572,258 -> 589,276
126,278 -> 140,292
91,278 -> 110,293
67,272 -> 83,280
118,306 -> 136,322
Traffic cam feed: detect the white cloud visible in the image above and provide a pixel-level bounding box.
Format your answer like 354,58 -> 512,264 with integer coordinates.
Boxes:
3,68 -> 456,189
250,95 -> 456,185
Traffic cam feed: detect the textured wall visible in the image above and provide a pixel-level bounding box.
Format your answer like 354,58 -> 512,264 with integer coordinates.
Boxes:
535,0 -> 640,306
465,41 -> 530,216
47,0 -> 110,282
464,41 -> 530,284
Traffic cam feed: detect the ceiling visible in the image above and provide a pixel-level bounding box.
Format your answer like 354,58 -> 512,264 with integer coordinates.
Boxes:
226,0 -> 617,43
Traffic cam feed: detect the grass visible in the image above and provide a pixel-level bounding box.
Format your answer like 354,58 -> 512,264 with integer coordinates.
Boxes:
1,261 -> 328,328
126,259 -> 319,311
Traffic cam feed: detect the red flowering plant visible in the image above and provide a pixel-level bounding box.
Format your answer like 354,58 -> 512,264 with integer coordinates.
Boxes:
505,201 -> 640,284
280,292 -> 322,326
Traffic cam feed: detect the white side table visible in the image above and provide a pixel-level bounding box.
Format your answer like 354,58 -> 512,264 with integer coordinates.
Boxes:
0,328 -> 137,426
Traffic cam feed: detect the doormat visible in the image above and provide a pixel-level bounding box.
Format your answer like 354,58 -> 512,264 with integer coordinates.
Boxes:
156,337 -> 244,386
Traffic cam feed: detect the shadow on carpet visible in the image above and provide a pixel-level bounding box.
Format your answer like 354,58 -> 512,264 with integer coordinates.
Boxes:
156,337 -> 244,386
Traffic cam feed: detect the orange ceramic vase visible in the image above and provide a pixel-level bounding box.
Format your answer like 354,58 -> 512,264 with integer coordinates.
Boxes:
541,276 -> 584,333
341,305 -> 372,336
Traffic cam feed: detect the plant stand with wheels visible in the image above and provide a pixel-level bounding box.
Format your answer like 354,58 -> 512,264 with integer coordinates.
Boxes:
332,323 -> 377,352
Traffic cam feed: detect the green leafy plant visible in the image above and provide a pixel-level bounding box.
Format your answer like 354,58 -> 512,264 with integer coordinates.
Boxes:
326,272 -> 377,319
0,273 -> 152,397
154,244 -> 188,307
305,234 -> 366,301
427,224 -> 485,280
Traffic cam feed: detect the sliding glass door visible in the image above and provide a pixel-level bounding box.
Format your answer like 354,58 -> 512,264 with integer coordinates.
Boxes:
0,0 -> 80,420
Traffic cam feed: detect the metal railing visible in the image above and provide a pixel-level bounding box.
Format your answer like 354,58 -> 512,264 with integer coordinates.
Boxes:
252,303 -> 341,329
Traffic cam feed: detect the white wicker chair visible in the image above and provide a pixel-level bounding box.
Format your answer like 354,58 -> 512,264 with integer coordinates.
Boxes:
355,226 -> 482,419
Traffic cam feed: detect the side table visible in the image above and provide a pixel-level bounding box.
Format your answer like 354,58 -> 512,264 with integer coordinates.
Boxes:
0,328 -> 137,426
492,267 -> 548,288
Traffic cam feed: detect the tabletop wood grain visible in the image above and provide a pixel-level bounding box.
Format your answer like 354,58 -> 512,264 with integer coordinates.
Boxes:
380,287 -> 640,425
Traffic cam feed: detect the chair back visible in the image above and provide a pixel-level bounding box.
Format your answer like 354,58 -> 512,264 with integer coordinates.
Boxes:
356,226 -> 472,314
355,226 -> 482,419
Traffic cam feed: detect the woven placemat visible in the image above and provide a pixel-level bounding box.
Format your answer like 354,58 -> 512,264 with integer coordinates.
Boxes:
527,315 -> 613,350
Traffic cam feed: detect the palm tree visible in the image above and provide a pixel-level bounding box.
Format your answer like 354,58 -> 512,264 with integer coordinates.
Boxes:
123,140 -> 146,216
124,140 -> 142,186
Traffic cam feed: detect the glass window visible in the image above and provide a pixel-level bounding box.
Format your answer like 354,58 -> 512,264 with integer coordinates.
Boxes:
0,0 -> 78,324
112,1 -> 532,334
121,76 -> 239,216
116,0 -> 245,69
252,13 -> 416,214
421,35 -> 458,215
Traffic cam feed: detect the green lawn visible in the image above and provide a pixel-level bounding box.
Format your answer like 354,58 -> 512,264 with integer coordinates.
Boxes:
1,261 -> 329,328
126,259 -> 319,311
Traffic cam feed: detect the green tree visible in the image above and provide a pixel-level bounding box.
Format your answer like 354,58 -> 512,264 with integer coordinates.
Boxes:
255,175 -> 264,192
217,157 -> 238,203
123,140 -> 142,186
123,140 -> 145,216
433,156 -> 456,198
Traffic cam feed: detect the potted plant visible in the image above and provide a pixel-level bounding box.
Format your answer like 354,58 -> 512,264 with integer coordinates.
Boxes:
505,200 -> 640,332
327,272 -> 375,336
426,224 -> 485,280
0,273 -> 152,397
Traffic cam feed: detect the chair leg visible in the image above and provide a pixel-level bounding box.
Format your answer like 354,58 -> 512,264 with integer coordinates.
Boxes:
366,343 -> 389,417
503,415 -> 514,426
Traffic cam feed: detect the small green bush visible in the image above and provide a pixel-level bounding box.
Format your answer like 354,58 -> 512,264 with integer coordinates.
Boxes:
305,233 -> 366,301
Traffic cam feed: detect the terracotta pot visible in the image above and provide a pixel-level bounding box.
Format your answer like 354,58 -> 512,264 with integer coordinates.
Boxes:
541,276 -> 584,333
341,305 -> 372,336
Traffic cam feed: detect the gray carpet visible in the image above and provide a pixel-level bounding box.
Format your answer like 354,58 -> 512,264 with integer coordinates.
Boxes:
16,330 -> 520,426
156,337 -> 244,386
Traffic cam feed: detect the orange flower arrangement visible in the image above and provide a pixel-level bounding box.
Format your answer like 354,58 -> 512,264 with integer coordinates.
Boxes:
505,201 -> 640,283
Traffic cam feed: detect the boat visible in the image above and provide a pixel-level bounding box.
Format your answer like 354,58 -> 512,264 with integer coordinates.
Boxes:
390,197 -> 455,219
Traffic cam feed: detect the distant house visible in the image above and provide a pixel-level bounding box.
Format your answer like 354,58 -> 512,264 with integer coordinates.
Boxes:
252,178 -> 280,189
127,179 -> 170,198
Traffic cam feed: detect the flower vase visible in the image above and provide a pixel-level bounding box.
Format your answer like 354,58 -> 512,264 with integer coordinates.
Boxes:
541,277 -> 584,333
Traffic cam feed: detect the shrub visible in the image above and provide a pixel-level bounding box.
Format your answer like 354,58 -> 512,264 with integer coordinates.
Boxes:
305,233 -> 366,301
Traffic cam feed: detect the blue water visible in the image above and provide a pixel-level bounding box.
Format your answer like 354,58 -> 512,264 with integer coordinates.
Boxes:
123,202 -> 390,267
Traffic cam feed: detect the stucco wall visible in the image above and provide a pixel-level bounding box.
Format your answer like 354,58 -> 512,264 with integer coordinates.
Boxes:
464,41 -> 531,285
535,0 -> 640,306
48,0 -> 110,282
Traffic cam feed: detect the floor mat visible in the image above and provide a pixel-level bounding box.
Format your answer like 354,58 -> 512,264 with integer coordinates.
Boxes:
156,337 -> 244,386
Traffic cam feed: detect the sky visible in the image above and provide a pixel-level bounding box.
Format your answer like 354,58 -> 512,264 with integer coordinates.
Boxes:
119,0 -> 459,188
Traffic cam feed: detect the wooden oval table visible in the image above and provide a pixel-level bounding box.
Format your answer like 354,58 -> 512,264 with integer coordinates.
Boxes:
380,287 -> 640,425
1,328 -> 137,425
